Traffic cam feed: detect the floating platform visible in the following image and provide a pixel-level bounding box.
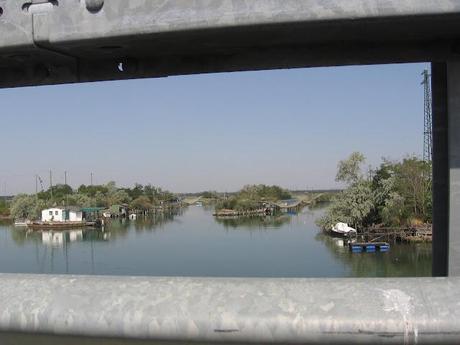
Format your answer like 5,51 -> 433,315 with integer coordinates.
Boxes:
213,208 -> 273,217
348,242 -> 390,253
362,226 -> 432,243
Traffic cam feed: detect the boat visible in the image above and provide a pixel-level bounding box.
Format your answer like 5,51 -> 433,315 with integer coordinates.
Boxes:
331,222 -> 357,236
14,219 -> 29,227
27,221 -> 97,230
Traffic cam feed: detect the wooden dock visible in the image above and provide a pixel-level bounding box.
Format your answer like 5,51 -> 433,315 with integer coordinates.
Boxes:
213,208 -> 272,217
361,226 -> 432,243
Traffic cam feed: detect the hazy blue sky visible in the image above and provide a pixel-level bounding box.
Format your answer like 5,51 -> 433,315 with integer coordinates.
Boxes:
0,62 -> 428,195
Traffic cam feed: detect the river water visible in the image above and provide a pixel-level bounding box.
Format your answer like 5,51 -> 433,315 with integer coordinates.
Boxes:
0,206 -> 431,277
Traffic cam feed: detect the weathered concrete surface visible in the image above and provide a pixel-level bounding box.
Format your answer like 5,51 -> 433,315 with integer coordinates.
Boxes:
0,274 -> 459,344
1,0 -> 460,87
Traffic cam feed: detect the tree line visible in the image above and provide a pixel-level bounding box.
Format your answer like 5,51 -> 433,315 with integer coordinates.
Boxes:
9,182 -> 178,220
317,152 -> 432,230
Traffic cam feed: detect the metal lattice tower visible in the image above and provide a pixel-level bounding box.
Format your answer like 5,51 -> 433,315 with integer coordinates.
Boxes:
422,69 -> 432,162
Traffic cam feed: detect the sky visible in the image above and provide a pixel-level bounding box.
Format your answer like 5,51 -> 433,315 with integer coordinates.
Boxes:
0,62 -> 429,195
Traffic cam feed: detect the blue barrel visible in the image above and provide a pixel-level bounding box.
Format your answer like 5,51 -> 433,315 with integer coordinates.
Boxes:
350,245 -> 363,253
379,245 -> 390,252
365,245 -> 376,252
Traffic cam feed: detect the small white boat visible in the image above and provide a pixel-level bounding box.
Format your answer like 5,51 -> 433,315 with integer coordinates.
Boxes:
14,219 -> 29,227
331,222 -> 357,236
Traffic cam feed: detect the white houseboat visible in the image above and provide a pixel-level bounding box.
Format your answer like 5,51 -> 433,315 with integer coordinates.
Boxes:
28,207 -> 85,230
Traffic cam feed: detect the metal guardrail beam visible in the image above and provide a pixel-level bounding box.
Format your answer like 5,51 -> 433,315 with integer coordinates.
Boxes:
432,62 -> 449,277
447,60 -> 460,277
0,274 -> 459,345
1,0 -> 460,87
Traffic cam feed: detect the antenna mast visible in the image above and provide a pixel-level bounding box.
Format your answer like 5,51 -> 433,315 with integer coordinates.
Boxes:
422,69 -> 433,162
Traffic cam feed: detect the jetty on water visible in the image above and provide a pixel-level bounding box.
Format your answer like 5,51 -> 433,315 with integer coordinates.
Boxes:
213,208 -> 273,217
361,226 -> 432,243
336,225 -> 432,254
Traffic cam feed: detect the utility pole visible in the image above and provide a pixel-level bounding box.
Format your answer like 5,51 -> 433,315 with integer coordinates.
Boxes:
90,172 -> 93,186
64,171 -> 69,208
50,169 -> 53,199
35,175 -> 39,201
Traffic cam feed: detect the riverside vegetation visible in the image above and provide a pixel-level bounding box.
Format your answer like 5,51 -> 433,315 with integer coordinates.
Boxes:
0,199 -> 9,219
215,185 -> 292,211
5,152 -> 430,227
8,182 -> 178,220
317,152 -> 432,231
5,182 -> 333,221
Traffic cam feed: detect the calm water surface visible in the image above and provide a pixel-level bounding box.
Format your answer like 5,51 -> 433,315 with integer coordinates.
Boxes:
0,206 -> 431,277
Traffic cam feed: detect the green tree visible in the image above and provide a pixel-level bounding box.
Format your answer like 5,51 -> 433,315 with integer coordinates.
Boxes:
335,152 -> 366,185
380,192 -> 406,226
49,184 -> 73,199
67,193 -> 94,208
143,184 -> 160,202
316,180 -> 373,230
216,184 -> 291,211
78,184 -> 109,197
126,183 -> 144,200
107,189 -> 131,206
10,194 -> 46,220
0,199 -> 10,216
392,157 -> 431,222
94,191 -> 108,207
317,153 -> 432,230
130,196 -> 153,211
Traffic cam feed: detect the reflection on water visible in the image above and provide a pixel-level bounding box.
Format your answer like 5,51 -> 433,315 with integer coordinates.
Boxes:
10,209 -> 185,247
315,232 -> 432,277
0,206 -> 432,277
42,230 -> 82,246
12,228 -> 109,247
215,214 -> 291,229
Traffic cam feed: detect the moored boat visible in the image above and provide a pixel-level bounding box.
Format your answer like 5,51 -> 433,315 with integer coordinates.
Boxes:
331,222 -> 357,236
27,221 -> 87,230
27,219 -> 104,230
14,219 -> 29,227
